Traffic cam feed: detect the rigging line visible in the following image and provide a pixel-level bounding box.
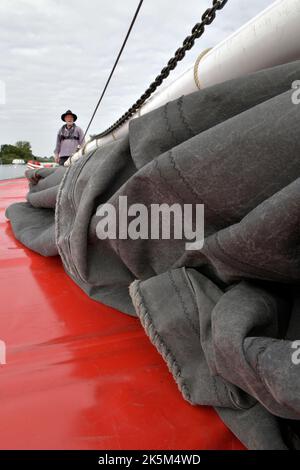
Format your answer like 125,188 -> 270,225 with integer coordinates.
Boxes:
92,0 -> 229,141
83,0 -> 144,140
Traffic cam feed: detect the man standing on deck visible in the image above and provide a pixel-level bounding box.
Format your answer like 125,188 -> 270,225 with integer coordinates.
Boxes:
54,110 -> 85,166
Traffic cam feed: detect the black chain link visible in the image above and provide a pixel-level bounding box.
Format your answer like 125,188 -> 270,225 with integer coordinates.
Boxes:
92,0 -> 228,140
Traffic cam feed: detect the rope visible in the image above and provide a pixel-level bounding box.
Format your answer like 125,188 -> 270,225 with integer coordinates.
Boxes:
92,0 -> 229,140
83,0 -> 144,140
193,48 -> 212,89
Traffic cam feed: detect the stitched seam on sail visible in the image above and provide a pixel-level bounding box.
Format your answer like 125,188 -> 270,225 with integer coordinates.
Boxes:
163,102 -> 179,145
168,270 -> 199,337
177,96 -> 194,137
168,150 -> 229,224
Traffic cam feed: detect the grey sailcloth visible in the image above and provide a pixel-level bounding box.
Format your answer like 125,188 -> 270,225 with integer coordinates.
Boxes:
6,59 -> 300,450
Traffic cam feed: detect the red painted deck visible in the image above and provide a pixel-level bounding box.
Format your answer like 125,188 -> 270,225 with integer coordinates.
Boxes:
0,178 -> 244,450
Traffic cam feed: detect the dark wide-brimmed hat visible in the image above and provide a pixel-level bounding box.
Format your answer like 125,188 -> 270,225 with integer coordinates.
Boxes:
61,109 -> 77,122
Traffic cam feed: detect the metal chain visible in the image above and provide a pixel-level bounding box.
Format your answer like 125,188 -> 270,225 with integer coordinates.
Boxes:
92,0 -> 228,140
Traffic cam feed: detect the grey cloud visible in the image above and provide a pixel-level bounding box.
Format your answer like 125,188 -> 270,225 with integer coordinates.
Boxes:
0,0 -> 273,156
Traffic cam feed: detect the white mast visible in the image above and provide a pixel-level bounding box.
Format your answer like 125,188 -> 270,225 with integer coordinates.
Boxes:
67,0 -> 300,165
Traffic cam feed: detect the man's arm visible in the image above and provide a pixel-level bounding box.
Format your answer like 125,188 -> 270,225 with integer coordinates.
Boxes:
53,132 -> 61,162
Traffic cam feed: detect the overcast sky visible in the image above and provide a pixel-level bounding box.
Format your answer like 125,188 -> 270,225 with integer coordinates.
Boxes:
0,0 -> 273,156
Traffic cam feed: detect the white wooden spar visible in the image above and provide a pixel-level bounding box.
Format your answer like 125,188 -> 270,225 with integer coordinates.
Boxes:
66,0 -> 300,165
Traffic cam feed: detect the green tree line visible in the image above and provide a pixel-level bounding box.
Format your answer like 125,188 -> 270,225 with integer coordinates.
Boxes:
0,141 -> 52,164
